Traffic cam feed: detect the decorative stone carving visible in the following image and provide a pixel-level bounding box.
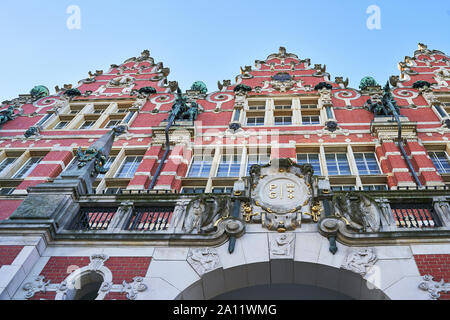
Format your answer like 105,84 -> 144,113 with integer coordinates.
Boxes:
121,277 -> 147,300
108,75 -> 135,88
182,195 -> 230,234
99,281 -> 113,293
0,106 -> 16,125
269,233 -> 295,258
88,254 -> 109,271
248,159 -> 317,232
22,276 -> 50,299
419,275 -> 450,300
332,192 -> 381,232
187,248 -> 221,276
24,126 -> 41,138
341,248 -> 377,276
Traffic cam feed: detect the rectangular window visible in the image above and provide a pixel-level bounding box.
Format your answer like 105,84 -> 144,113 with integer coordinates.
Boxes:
217,154 -> 241,177
188,156 -> 212,178
274,105 -> 291,110
105,120 -> 121,128
54,121 -> 68,129
0,157 -> 18,175
181,187 -> 206,194
326,153 -> 351,175
97,157 -> 116,179
247,154 -> 270,175
0,188 -> 15,195
331,185 -> 356,191
301,104 -> 318,109
213,187 -> 233,193
302,116 -> 320,125
354,153 -> 381,175
105,188 -> 121,194
79,121 -> 95,130
274,116 -> 292,126
297,153 -> 322,176
247,117 -> 265,126
93,109 -> 105,114
429,152 -> 450,174
362,185 -> 388,191
12,157 -> 43,179
115,156 -> 143,178
248,106 -> 265,110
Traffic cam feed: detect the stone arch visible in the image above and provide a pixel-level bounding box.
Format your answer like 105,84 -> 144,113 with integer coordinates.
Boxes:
175,260 -> 390,300
55,255 -> 113,300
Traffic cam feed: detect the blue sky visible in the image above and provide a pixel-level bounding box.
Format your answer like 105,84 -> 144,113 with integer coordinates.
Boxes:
0,0 -> 449,101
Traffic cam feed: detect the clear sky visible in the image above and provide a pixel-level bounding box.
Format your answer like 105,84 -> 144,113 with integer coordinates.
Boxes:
0,0 -> 449,101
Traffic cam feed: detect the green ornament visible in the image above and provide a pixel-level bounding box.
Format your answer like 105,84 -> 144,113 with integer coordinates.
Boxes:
30,85 -> 50,100
191,81 -> 208,94
359,76 -> 379,91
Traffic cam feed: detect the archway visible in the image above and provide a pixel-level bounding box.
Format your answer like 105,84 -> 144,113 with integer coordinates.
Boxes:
176,260 -> 390,300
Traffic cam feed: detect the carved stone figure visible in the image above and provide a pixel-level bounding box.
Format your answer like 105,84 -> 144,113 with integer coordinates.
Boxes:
0,106 -> 15,125
22,275 -> 50,299
269,233 -> 295,258
187,248 -> 221,275
109,75 -> 135,87
341,248 -> 377,276
182,195 -> 229,234
332,193 -> 381,232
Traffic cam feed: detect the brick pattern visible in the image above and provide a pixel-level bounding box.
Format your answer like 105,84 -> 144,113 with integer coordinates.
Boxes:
33,256 -> 151,300
0,245 -> 23,267
414,254 -> 450,300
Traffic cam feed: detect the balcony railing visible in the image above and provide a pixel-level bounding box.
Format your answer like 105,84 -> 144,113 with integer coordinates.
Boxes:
390,203 -> 441,228
124,206 -> 174,231
68,207 -> 118,230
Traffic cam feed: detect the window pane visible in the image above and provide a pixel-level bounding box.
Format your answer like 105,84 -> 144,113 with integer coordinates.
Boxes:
13,157 -> 43,179
326,153 -> 350,175
429,152 -> 450,174
115,156 -> 142,178
297,153 -> 322,175
0,158 -> 18,174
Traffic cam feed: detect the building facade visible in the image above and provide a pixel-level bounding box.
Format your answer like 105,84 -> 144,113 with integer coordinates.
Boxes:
0,44 -> 449,300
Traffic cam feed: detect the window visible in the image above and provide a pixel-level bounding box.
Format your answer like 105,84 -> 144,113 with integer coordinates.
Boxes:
69,110 -> 79,115
326,153 -> 351,175
297,153 -> 322,175
248,105 -> 265,111
274,116 -> 292,126
0,157 -> 18,175
247,154 -> 270,174
54,121 -> 68,129
182,188 -> 206,194
301,104 -> 318,109
115,156 -> 142,178
105,120 -> 121,128
217,155 -> 241,177
213,187 -> 233,193
247,117 -> 264,126
93,109 -> 104,114
331,185 -> 356,191
302,116 -> 320,125
0,188 -> 15,195
79,121 -> 95,130
354,153 -> 381,175
274,105 -> 291,110
12,157 -> 43,179
188,156 -> 212,178
363,185 -> 388,191
429,152 -> 450,174
97,157 -> 116,179
116,108 -> 128,114
105,188 -> 121,194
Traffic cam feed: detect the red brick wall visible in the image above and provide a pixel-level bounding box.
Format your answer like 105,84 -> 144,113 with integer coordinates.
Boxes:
31,256 -> 151,300
414,254 -> 450,300
0,245 -> 23,267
